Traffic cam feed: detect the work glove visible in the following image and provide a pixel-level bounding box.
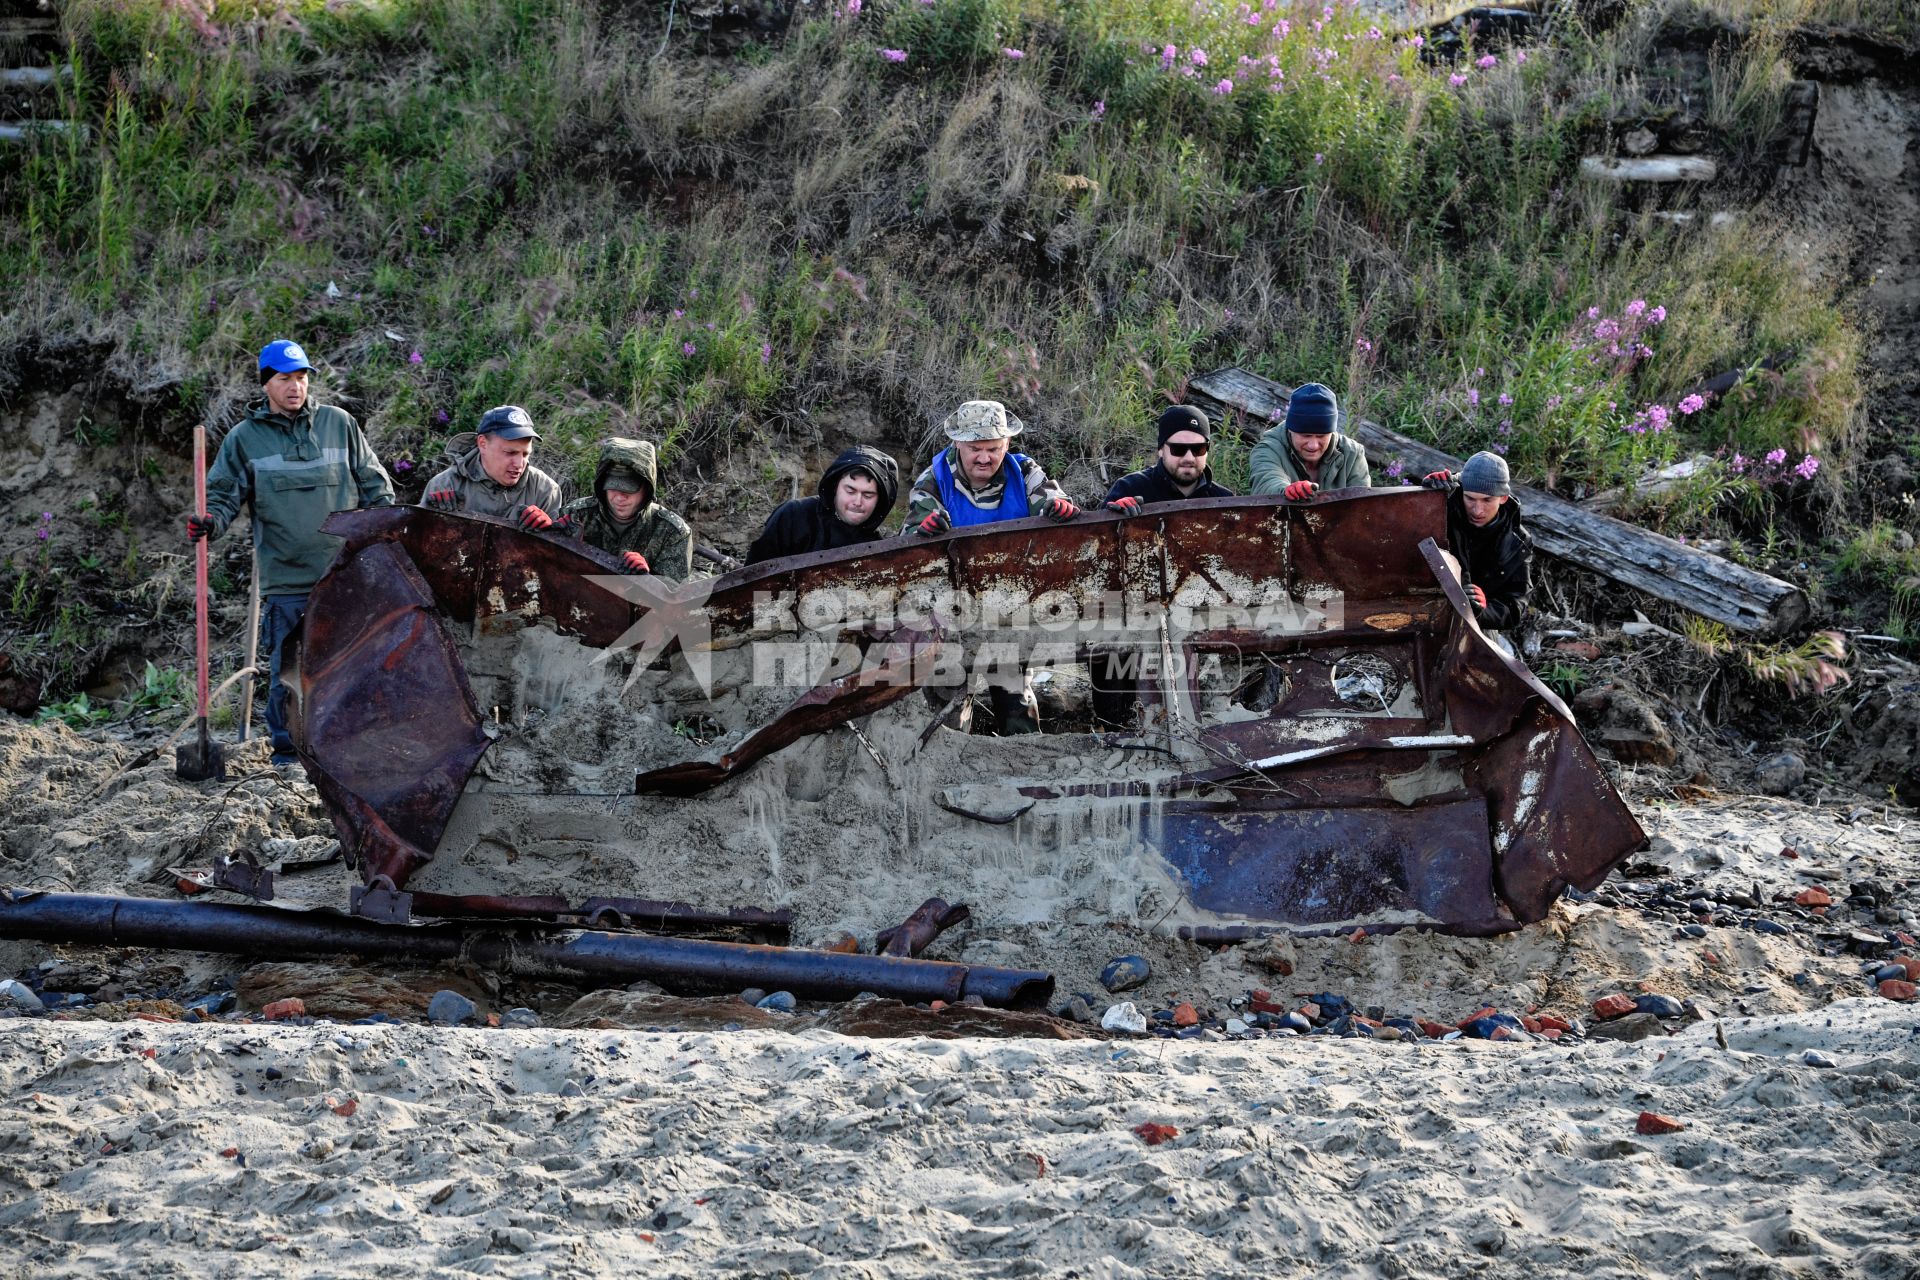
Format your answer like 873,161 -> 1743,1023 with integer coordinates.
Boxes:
424,490 -> 460,511
915,508 -> 951,537
1044,497 -> 1079,522
552,512 -> 574,533
1104,496 -> 1141,517
622,551 -> 650,573
185,515 -> 215,542
1282,480 -> 1318,501
1422,469 -> 1452,490
1468,583 -> 1487,610
518,505 -> 555,531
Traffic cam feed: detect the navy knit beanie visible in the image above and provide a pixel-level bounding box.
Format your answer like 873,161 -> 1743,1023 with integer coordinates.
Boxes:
1283,383 -> 1339,435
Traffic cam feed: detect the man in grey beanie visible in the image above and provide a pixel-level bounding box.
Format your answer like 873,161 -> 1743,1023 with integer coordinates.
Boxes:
1423,451 -> 1531,630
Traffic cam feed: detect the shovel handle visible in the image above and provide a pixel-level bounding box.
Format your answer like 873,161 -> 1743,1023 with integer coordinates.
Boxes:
194,426 -> 210,722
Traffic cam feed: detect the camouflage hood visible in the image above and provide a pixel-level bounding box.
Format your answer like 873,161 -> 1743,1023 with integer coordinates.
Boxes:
593,437 -> 661,520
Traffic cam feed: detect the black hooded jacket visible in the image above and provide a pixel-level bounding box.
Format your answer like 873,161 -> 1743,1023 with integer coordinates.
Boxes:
746,445 -> 902,565
1445,487 -> 1532,630
1105,460 -> 1234,505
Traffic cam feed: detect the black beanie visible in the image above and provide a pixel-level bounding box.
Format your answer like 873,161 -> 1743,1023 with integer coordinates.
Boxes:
1157,404 -> 1211,447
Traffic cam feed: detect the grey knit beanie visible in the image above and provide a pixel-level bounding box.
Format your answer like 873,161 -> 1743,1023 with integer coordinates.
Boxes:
1458,451 -> 1511,497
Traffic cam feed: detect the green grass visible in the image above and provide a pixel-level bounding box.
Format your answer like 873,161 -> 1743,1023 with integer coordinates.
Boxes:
0,0 -> 1872,572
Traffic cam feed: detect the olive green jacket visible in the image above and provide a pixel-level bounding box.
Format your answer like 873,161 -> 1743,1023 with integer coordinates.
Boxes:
561,437 -> 694,582
1247,428 -> 1373,495
203,401 -> 394,596
422,432 -> 565,521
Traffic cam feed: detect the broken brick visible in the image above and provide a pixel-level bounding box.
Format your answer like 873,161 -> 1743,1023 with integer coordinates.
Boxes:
1132,1122 -> 1180,1146
1554,640 -> 1602,661
1521,1015 -> 1542,1034
1878,979 -> 1917,1003
331,1098 -> 358,1118
1417,1019 -> 1452,1039
1795,887 -> 1832,908
1172,1003 -> 1199,1028
1779,846 -> 1799,859
1893,956 -> 1920,982
1457,1006 -> 1497,1027
1592,994 -> 1636,1020
1536,1014 -> 1572,1033
1636,1111 -> 1687,1135
262,998 -> 305,1021
1540,1028 -> 1563,1041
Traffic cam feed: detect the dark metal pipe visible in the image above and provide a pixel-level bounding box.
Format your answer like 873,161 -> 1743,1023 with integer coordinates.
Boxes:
0,890 -> 1054,1009
876,897 -> 971,957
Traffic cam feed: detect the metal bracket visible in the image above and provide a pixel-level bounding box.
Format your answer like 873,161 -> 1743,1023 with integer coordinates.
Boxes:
351,876 -> 414,925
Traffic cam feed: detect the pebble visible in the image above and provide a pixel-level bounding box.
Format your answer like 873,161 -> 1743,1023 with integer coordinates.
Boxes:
1802,1049 -> 1838,1069
1634,994 -> 1685,1018
0,979 -> 43,1014
1751,919 -> 1791,936
1100,1001 -> 1147,1033
502,1007 -> 540,1029
739,988 -> 767,1006
1281,1011 -> 1312,1033
1871,963 -> 1907,985
1681,924 -> 1707,939
1100,955 -> 1151,994
427,990 -> 478,1026
1753,752 -> 1806,795
1062,995 -> 1096,1024
756,991 -> 797,1014
1224,1017 -> 1250,1034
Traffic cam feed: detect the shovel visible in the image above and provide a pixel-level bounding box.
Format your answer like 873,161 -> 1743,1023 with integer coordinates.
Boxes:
176,424 -> 226,782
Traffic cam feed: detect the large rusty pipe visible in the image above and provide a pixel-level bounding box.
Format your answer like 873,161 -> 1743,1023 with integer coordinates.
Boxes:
0,891 -> 1055,1010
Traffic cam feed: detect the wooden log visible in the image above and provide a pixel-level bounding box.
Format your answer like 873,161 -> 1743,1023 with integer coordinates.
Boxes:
1578,155 -> 1718,183
1186,366 -> 1810,636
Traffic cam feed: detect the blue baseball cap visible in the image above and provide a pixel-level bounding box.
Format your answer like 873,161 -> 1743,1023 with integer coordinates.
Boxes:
476,405 -> 539,440
258,339 -> 312,374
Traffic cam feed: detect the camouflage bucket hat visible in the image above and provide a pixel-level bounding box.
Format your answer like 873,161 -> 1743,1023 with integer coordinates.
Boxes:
941,400 -> 1025,442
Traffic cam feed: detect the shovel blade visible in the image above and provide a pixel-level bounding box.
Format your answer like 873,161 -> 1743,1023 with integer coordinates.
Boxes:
175,739 -> 227,783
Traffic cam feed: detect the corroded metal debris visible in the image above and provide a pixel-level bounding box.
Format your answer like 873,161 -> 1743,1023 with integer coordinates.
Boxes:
293,491 -> 1645,936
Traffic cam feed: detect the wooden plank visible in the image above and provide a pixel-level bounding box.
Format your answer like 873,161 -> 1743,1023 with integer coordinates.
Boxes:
1186,366 -> 1810,636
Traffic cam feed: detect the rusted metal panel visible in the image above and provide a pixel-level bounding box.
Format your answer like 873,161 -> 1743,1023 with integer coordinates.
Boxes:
1152,795 -> 1512,935
298,491 -> 1644,935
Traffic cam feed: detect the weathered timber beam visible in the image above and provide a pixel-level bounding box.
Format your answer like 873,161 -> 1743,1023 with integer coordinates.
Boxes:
1186,366 -> 1810,636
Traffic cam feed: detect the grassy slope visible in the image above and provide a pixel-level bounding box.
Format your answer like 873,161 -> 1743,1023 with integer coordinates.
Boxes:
0,0 -> 1893,701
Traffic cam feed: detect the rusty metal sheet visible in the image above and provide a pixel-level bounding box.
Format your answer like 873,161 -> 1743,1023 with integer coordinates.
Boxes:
1151,795 -> 1513,935
297,489 -> 1644,935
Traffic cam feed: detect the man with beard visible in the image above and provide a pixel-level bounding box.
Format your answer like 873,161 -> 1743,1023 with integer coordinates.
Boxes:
1247,382 -> 1372,500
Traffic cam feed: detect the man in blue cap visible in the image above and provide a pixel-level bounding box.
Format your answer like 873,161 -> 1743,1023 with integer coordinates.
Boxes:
189,339 -> 394,766
420,404 -> 565,526
1248,382 -> 1372,499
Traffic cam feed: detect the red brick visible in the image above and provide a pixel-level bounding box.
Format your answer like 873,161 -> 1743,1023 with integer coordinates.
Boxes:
1878,979 -> 1917,1003
1536,1014 -> 1572,1033
1554,640 -> 1602,661
1349,928 -> 1368,944
1298,1002 -> 1320,1021
262,998 -> 305,1021
1636,1111 -> 1686,1135
1457,1005 -> 1497,1028
1540,1028 -> 1563,1041
1779,846 -> 1799,859
1250,989 -> 1271,1003
1249,1000 -> 1287,1015
1132,1122 -> 1179,1146
331,1098 -> 358,1118
1893,956 -> 1920,982
1521,1015 -> 1542,1033
1172,1002 -> 1199,1028
1592,994 -> 1636,1020
1417,1019 -> 1452,1039
1795,887 -> 1831,907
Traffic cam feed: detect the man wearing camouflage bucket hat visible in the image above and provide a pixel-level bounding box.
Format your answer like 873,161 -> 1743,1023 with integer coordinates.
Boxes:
902,400 -> 1077,534
903,400 -> 1078,733
421,404 -> 566,529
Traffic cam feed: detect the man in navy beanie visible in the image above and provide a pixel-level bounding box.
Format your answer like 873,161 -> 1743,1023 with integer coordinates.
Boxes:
1248,382 -> 1372,499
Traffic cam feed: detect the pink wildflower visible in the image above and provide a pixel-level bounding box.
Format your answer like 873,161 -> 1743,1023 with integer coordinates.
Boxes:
1476,54 -> 1497,69
1795,455 -> 1820,480
1624,299 -> 1647,317
682,342 -> 697,357
1497,392 -> 1512,406
1448,72 -> 1467,87
408,350 -> 423,365
1765,448 -> 1788,465
1191,48 -> 1209,66
1466,388 -> 1480,407
880,48 -> 907,63
1002,47 -> 1024,60
1091,100 -> 1105,120
760,342 -> 772,363
1677,393 -> 1706,415
1647,306 -> 1667,324
1213,78 -> 1234,94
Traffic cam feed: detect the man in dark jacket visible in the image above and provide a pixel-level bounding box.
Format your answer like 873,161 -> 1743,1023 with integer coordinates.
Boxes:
746,445 -> 901,564
189,339 -> 394,766
561,437 -> 694,582
1103,405 -> 1235,513
1423,451 -> 1531,631
1093,405 -> 1234,726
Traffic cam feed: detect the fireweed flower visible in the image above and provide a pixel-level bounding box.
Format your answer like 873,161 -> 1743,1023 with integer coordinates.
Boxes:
1191,49 -> 1209,66
1002,47 -> 1024,60
1795,455 -> 1821,480
880,48 -> 907,63
1213,78 -> 1233,94
1677,394 -> 1706,415
1448,72 -> 1467,87
682,342 -> 697,356
1476,54 -> 1497,68
408,350 -> 423,365
1090,100 -> 1105,120
1625,299 -> 1647,317
760,342 -> 772,363
1766,448 -> 1788,465
1647,306 -> 1667,323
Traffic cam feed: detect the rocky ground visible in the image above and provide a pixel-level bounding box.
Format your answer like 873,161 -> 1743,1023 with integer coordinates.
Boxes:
0,711 -> 1917,1275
